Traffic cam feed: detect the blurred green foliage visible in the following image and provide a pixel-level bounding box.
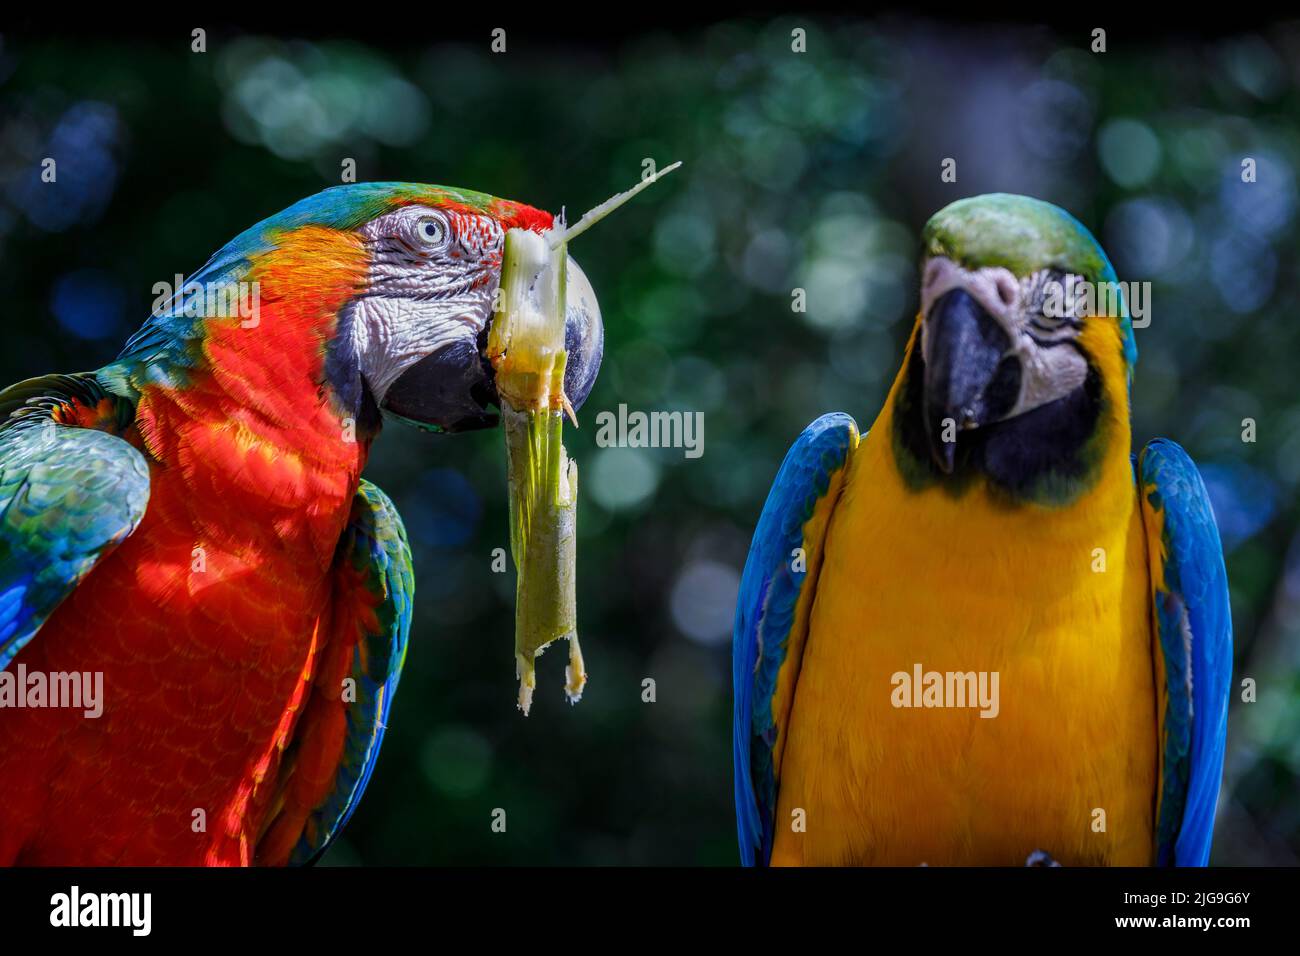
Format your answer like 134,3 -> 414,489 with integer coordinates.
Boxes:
0,18 -> 1296,864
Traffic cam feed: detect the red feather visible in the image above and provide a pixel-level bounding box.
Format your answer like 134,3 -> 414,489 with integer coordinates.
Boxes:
0,226 -> 374,864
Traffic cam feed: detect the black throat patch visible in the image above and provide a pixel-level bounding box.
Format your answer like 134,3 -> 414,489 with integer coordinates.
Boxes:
891,345 -> 1106,507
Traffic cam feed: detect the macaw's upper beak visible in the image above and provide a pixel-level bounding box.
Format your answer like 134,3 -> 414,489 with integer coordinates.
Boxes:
381,254 -> 603,434
921,288 -> 1020,473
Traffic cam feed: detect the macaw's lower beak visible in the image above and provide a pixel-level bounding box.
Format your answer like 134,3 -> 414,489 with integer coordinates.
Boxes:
382,333 -> 500,433
381,254 -> 603,434
921,288 -> 1020,473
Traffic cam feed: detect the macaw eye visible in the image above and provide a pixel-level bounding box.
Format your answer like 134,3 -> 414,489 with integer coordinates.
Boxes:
1024,269 -> 1086,335
417,217 -> 448,246
1022,270 -> 1065,317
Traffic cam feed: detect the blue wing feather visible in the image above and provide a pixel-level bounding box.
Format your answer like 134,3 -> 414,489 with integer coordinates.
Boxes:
733,412 -> 858,866
1139,439 -> 1232,866
283,478 -> 412,866
0,375 -> 150,669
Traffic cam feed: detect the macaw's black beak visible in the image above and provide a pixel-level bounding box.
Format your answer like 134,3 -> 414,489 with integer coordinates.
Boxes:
921,288 -> 1020,473
382,255 -> 604,434
382,333 -> 501,433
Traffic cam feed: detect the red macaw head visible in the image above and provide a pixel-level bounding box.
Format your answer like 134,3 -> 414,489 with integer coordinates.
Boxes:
326,183 -> 604,433
113,182 -> 603,436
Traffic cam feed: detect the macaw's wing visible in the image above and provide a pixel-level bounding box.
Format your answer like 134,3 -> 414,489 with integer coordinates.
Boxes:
0,374 -> 149,669
257,479 -> 413,866
733,412 -> 859,866
1137,439 -> 1233,866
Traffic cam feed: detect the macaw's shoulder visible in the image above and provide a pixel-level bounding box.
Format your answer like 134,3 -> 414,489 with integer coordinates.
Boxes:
0,373 -> 149,669
733,412 -> 860,866
256,478 -> 413,866
1137,438 -> 1233,866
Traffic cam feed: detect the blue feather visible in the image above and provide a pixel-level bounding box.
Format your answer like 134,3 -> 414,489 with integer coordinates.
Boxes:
282,478 -> 412,866
0,375 -> 150,670
732,412 -> 857,866
1140,439 -> 1233,866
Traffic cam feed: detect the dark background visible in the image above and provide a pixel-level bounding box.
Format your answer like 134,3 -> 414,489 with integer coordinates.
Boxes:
0,17 -> 1295,864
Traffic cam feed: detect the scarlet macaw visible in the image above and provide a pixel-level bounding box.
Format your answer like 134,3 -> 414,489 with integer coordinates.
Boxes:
733,193 -> 1232,866
0,183 -> 603,865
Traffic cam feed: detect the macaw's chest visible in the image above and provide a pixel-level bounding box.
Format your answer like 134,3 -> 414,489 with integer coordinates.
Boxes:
770,430 -> 1158,866
0,433 -> 360,865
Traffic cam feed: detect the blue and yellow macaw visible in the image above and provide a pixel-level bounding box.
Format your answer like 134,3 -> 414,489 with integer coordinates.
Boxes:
733,194 -> 1232,866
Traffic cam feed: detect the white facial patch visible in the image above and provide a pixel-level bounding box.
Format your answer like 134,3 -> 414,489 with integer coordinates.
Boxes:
351,205 -> 505,402
920,256 -> 1090,422
348,295 -> 487,400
